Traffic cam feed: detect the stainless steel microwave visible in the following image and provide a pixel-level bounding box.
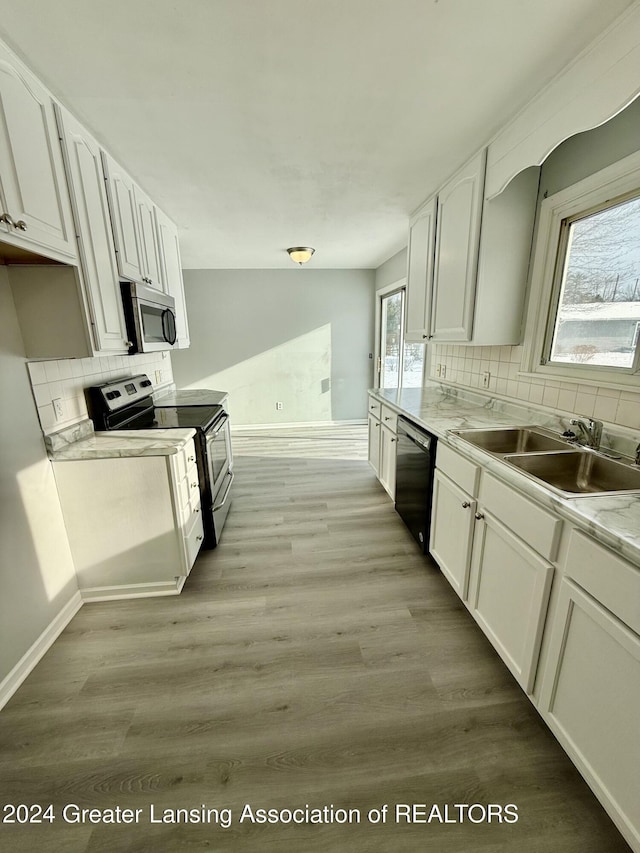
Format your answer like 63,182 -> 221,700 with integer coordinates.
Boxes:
120,281 -> 177,354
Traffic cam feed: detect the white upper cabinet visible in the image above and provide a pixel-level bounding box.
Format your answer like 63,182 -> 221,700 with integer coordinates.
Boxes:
55,106 -> 129,354
431,150 -> 486,342
405,195 -> 436,343
405,152 -> 538,347
0,43 -> 76,263
156,207 -> 190,348
101,152 -> 144,283
134,185 -> 163,291
102,151 -> 190,347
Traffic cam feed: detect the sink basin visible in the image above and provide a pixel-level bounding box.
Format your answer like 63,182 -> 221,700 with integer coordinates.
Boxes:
504,450 -> 640,495
454,426 -> 570,455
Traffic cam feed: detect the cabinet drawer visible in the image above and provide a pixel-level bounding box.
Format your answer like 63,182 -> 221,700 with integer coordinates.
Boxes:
564,530 -> 640,635
184,510 -> 204,570
368,397 -> 382,418
380,405 -> 398,433
479,472 -> 562,561
175,440 -> 197,481
181,495 -> 201,527
436,443 -> 480,496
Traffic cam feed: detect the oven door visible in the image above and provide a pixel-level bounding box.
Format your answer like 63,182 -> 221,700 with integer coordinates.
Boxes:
205,412 -> 233,509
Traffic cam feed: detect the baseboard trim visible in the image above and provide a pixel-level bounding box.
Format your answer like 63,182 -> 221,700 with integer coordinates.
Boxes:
0,591 -> 83,711
232,419 -> 367,432
80,578 -> 184,602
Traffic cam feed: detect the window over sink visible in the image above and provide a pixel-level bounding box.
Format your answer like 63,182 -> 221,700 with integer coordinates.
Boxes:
523,148 -> 640,389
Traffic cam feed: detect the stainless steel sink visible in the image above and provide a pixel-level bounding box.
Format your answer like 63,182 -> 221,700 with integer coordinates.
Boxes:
504,450 -> 640,495
453,426 -> 570,454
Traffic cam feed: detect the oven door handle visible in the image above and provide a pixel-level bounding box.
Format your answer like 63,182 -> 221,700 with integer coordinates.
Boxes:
208,412 -> 229,436
212,469 -> 234,511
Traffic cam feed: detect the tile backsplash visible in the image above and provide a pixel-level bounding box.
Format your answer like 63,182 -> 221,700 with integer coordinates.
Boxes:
28,352 -> 173,435
431,344 -> 640,431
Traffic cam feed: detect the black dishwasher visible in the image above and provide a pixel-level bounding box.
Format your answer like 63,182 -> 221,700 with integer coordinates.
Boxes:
395,417 -> 437,554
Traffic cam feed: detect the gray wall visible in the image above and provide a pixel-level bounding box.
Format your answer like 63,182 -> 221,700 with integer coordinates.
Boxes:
375,248 -> 407,291
171,269 -> 376,425
0,268 -> 78,686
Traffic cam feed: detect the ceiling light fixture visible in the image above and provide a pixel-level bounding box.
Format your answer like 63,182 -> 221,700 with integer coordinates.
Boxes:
287,246 -> 315,266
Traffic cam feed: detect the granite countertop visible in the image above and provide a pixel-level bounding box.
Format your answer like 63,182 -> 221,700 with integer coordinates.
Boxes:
369,384 -> 640,567
153,387 -> 229,407
47,421 -> 196,462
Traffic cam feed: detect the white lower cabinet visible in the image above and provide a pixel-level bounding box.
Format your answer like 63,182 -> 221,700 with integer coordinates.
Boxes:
539,530 -> 640,852
431,446 -> 559,694
53,439 -> 203,600
367,396 -> 397,499
430,443 -> 640,851
367,411 -> 381,478
468,508 -> 554,693
379,421 -> 397,498
430,469 -> 476,598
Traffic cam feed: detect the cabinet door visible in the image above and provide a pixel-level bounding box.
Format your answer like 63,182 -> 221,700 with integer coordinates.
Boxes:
431,150 -> 486,342
540,578 -> 640,851
468,509 -> 553,693
368,413 -> 381,477
134,185 -> 163,290
405,195 -> 436,343
379,422 -> 397,498
156,206 -> 190,347
101,152 -> 143,282
0,46 -> 76,261
55,107 -> 129,354
429,469 -> 476,599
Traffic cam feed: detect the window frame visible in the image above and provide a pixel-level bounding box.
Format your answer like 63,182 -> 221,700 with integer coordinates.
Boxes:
522,148 -> 640,391
374,278 -> 427,390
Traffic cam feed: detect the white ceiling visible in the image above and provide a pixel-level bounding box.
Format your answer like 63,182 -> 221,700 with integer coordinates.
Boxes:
0,0 -> 635,269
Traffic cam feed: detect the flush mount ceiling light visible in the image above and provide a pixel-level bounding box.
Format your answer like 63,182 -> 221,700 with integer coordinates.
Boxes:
287,246 -> 315,265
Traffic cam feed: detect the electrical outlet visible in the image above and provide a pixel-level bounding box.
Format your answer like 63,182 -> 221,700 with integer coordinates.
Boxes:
52,398 -> 64,421
155,370 -> 163,384
482,371 -> 491,388
276,402 -> 283,411
441,364 -> 446,379
435,363 -> 442,377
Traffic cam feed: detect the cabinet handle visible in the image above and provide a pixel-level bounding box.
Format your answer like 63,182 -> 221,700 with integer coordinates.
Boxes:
188,456 -> 195,462
391,437 -> 396,442
461,501 -> 470,508
0,212 -> 15,227
474,512 -> 484,520
13,219 -> 27,231
196,535 -> 203,541
191,481 -> 198,488
384,416 -> 391,421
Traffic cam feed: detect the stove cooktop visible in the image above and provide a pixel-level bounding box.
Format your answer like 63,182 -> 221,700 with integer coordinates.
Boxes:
119,404 -> 223,432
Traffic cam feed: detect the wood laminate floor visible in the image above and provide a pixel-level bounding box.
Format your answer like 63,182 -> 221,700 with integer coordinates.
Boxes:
0,424 -> 631,852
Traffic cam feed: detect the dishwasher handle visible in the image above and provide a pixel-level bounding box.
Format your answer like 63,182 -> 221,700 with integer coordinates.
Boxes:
398,418 -> 433,451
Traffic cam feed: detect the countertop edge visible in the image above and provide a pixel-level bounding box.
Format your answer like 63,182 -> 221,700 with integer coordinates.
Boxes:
368,387 -> 640,568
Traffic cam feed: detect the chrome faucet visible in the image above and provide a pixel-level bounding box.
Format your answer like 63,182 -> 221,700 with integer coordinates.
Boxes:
568,418 -> 603,450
